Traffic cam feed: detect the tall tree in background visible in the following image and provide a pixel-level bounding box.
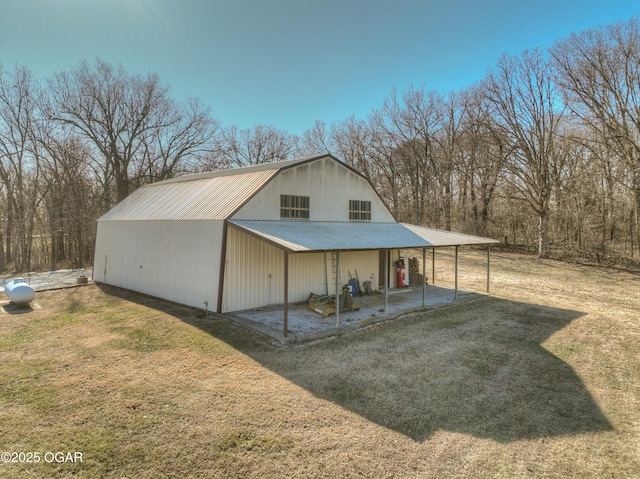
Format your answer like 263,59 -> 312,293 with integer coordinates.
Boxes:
330,115 -> 374,179
484,48 -> 566,258
298,120 -> 334,156
47,59 -> 162,208
371,86 -> 443,225
132,96 -> 219,187
0,65 -> 45,271
214,124 -> 297,167
435,90 -> 467,230
46,59 -> 217,210
37,128 -> 97,269
457,86 -> 507,236
551,17 -> 640,251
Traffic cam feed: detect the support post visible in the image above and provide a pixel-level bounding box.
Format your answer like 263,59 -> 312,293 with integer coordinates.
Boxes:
486,245 -> 491,293
335,251 -> 340,326
384,249 -> 389,314
216,221 -> 229,314
454,246 -> 459,300
422,248 -> 426,307
432,248 -> 436,285
283,252 -> 289,337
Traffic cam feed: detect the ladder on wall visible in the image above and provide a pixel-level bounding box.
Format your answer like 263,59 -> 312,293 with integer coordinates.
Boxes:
323,251 -> 343,326
325,251 -> 341,296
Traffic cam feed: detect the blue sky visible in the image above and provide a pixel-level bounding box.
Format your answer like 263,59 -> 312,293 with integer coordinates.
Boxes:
1,0 -> 639,136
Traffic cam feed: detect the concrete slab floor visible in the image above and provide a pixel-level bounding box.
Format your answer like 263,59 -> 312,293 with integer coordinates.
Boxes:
225,285 -> 487,345
1,268 -> 92,292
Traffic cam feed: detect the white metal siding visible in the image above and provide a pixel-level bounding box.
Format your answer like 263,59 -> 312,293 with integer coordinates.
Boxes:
93,220 -> 224,309
323,250 -> 379,295
223,228 -> 381,311
232,157 -> 396,222
223,227 -> 285,312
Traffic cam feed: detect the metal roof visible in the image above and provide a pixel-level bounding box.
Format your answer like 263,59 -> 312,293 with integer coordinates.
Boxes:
401,223 -> 500,247
228,220 -> 498,253
98,169 -> 278,221
152,154 -> 329,185
97,154 -> 346,222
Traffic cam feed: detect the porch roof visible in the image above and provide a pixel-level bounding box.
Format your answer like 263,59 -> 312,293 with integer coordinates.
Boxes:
227,220 -> 498,253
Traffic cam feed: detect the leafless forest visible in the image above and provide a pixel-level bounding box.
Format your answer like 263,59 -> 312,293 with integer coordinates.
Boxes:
1,17 -> 640,272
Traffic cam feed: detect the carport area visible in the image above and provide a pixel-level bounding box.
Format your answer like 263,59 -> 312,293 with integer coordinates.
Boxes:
227,282 -> 486,344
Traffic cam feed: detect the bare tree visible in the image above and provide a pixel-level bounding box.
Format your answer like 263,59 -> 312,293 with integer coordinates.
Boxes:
433,90 -> 469,230
369,86 -> 443,225
0,64 -> 46,271
213,124 -> 297,168
132,96 -> 219,187
297,120 -> 334,156
551,17 -> 640,252
457,86 -> 508,236
483,48 -> 566,258
37,125 -> 98,268
331,115 -> 374,178
46,59 -> 216,209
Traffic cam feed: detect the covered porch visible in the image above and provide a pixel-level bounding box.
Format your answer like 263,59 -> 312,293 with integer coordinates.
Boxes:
221,218 -> 499,343
227,280 -> 486,343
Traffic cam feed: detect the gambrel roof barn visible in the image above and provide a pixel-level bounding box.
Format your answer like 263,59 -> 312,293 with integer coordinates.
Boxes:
93,154 -> 497,335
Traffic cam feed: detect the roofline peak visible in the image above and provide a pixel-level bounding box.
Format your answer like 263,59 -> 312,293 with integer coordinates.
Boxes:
153,153 -> 337,186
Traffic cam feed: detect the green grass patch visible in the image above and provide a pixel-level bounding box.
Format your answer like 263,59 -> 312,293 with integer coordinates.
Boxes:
109,324 -> 178,352
0,360 -> 57,412
0,313 -> 82,352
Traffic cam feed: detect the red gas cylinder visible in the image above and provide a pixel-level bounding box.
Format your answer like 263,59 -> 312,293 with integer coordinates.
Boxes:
396,260 -> 407,288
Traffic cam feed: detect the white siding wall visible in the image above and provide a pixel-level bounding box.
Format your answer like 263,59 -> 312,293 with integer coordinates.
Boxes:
327,250 -> 379,295
223,227 -> 382,312
93,220 -> 224,309
232,157 -> 396,222
93,157 -> 402,313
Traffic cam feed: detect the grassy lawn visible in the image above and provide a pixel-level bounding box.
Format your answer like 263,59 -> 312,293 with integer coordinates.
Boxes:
0,251 -> 639,478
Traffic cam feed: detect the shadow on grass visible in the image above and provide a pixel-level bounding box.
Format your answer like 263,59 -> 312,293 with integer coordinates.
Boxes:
99,284 -> 613,443
1,301 -> 37,315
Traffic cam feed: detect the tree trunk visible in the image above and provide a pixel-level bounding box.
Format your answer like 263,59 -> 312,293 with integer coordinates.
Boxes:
635,187 -> 640,259
0,231 -> 5,272
538,211 -> 550,259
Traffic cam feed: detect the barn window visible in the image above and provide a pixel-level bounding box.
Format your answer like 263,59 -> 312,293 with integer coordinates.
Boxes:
349,200 -> 371,221
280,195 -> 310,219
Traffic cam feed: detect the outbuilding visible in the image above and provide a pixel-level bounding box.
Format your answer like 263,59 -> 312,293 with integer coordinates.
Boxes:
93,154 -> 497,334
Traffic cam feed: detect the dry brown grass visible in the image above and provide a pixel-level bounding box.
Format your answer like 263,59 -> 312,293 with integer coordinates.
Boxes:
0,251 -> 639,478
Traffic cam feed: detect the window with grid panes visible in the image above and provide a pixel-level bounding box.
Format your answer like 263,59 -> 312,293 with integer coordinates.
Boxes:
280,195 -> 310,219
349,200 -> 371,221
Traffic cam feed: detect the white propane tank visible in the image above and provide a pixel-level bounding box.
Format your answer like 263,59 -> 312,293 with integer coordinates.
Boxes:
5,278 -> 36,304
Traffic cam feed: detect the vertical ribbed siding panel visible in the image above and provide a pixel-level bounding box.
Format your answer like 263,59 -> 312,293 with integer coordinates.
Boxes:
223,227 -> 284,312
221,228 -> 383,312
339,251 -> 379,289
160,221 -> 224,309
320,250 -> 379,294
290,253 -> 326,300
93,220 -> 224,310
232,157 -> 396,223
